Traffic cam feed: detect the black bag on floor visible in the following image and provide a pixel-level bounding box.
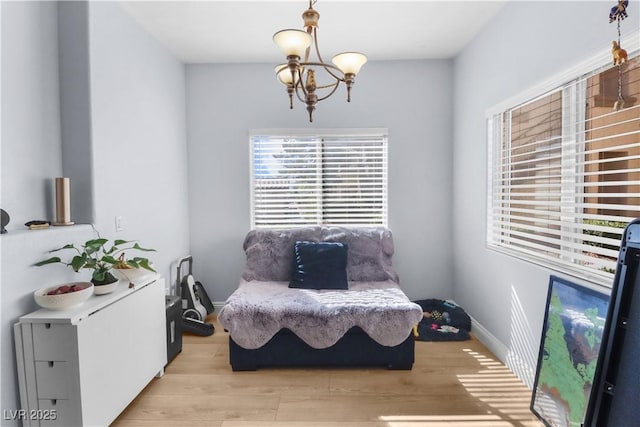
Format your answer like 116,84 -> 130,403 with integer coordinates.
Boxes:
413,299 -> 471,341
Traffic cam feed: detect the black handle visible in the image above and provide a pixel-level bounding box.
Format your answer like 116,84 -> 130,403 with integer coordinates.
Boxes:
175,255 -> 193,289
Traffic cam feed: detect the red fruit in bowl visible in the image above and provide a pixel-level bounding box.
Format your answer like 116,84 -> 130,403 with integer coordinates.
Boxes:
35,282 -> 93,310
45,283 -> 88,295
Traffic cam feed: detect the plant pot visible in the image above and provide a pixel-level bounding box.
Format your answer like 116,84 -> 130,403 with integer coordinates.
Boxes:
92,272 -> 119,295
112,267 -> 154,283
93,280 -> 120,295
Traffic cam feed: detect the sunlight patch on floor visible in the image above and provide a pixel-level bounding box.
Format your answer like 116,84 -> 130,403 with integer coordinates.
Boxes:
378,414 -> 539,426
376,347 -> 541,427
456,348 -> 538,425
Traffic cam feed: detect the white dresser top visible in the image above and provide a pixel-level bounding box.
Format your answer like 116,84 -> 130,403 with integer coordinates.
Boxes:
19,274 -> 161,324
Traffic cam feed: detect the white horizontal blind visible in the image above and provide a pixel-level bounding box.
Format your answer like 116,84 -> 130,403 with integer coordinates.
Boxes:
251,131 -> 388,229
488,55 -> 640,284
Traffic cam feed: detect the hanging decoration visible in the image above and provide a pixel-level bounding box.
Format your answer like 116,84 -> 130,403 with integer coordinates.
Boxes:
609,0 -> 629,111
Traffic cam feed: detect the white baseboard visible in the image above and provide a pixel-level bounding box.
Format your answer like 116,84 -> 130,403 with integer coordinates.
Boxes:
470,316 -> 509,363
213,301 -> 225,314
442,299 -> 509,363
471,315 -> 535,389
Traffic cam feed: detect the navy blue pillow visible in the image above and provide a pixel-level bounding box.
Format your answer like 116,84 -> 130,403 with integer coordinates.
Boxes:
289,241 -> 349,290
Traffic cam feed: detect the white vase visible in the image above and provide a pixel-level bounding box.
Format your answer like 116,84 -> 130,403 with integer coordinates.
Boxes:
93,280 -> 120,295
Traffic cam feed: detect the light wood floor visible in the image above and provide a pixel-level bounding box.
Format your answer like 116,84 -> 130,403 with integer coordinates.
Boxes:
112,316 -> 543,427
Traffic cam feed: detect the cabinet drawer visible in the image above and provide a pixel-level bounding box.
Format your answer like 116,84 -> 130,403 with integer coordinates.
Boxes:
38,398 -> 76,427
34,362 -> 71,399
32,323 -> 75,361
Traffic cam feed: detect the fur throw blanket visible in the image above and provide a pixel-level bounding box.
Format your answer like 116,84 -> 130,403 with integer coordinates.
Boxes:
241,227 -> 399,283
218,280 -> 423,349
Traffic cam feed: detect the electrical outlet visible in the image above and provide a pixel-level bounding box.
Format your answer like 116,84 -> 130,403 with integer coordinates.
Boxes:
115,215 -> 125,232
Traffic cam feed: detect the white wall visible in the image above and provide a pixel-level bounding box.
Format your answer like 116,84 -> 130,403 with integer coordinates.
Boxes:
186,60 -> 455,302
1,1 -> 72,417
6,0 -> 632,416
452,1 -> 640,386
1,1 -> 190,421
87,1 -> 190,286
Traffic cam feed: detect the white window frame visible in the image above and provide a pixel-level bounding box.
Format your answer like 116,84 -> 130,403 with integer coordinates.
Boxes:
250,128 -> 388,229
486,31 -> 640,286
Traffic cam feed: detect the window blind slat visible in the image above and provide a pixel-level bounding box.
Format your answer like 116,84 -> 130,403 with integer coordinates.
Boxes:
251,132 -> 388,228
487,55 -> 639,285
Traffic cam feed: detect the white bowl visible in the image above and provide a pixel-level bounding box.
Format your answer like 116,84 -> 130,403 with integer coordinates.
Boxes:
34,282 -> 94,310
112,267 -> 154,283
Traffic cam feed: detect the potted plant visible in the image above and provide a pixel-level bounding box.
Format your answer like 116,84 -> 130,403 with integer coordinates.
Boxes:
111,252 -> 157,283
34,235 -> 155,294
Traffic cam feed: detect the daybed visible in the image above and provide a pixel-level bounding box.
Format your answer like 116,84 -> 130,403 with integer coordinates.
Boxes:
218,226 -> 423,371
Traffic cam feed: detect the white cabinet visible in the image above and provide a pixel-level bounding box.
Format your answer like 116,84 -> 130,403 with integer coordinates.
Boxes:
14,276 -> 167,427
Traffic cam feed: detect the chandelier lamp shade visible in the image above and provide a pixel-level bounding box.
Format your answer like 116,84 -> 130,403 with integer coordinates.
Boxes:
273,0 -> 367,122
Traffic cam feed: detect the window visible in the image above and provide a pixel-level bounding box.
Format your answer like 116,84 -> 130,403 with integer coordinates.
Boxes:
487,55 -> 639,284
250,129 -> 388,229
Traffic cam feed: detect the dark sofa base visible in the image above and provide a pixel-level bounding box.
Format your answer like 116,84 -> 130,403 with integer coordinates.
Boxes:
228,326 -> 415,371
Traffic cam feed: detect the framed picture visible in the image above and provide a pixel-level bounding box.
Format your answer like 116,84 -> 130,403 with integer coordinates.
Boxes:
530,275 -> 610,427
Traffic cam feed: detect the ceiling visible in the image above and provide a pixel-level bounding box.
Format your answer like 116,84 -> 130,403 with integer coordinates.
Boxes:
119,1 -> 506,64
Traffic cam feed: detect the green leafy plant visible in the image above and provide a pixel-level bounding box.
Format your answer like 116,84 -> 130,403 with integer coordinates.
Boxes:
34,236 -> 155,285
582,219 -> 627,251
582,219 -> 627,273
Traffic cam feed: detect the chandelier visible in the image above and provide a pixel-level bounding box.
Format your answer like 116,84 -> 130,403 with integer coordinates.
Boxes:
273,0 -> 367,122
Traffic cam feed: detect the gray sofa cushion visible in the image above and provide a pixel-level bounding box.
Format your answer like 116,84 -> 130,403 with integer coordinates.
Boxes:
241,226 -> 398,282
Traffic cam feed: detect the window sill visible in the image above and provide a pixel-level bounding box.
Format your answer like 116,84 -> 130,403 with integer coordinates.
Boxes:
486,244 -> 615,291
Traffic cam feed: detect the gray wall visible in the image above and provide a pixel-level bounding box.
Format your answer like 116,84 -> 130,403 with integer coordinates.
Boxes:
452,1 -> 640,386
1,1 -> 62,225
58,1 -> 94,224
87,1 -> 190,287
1,1 -> 69,417
186,60 -> 455,302
1,1 -> 189,420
